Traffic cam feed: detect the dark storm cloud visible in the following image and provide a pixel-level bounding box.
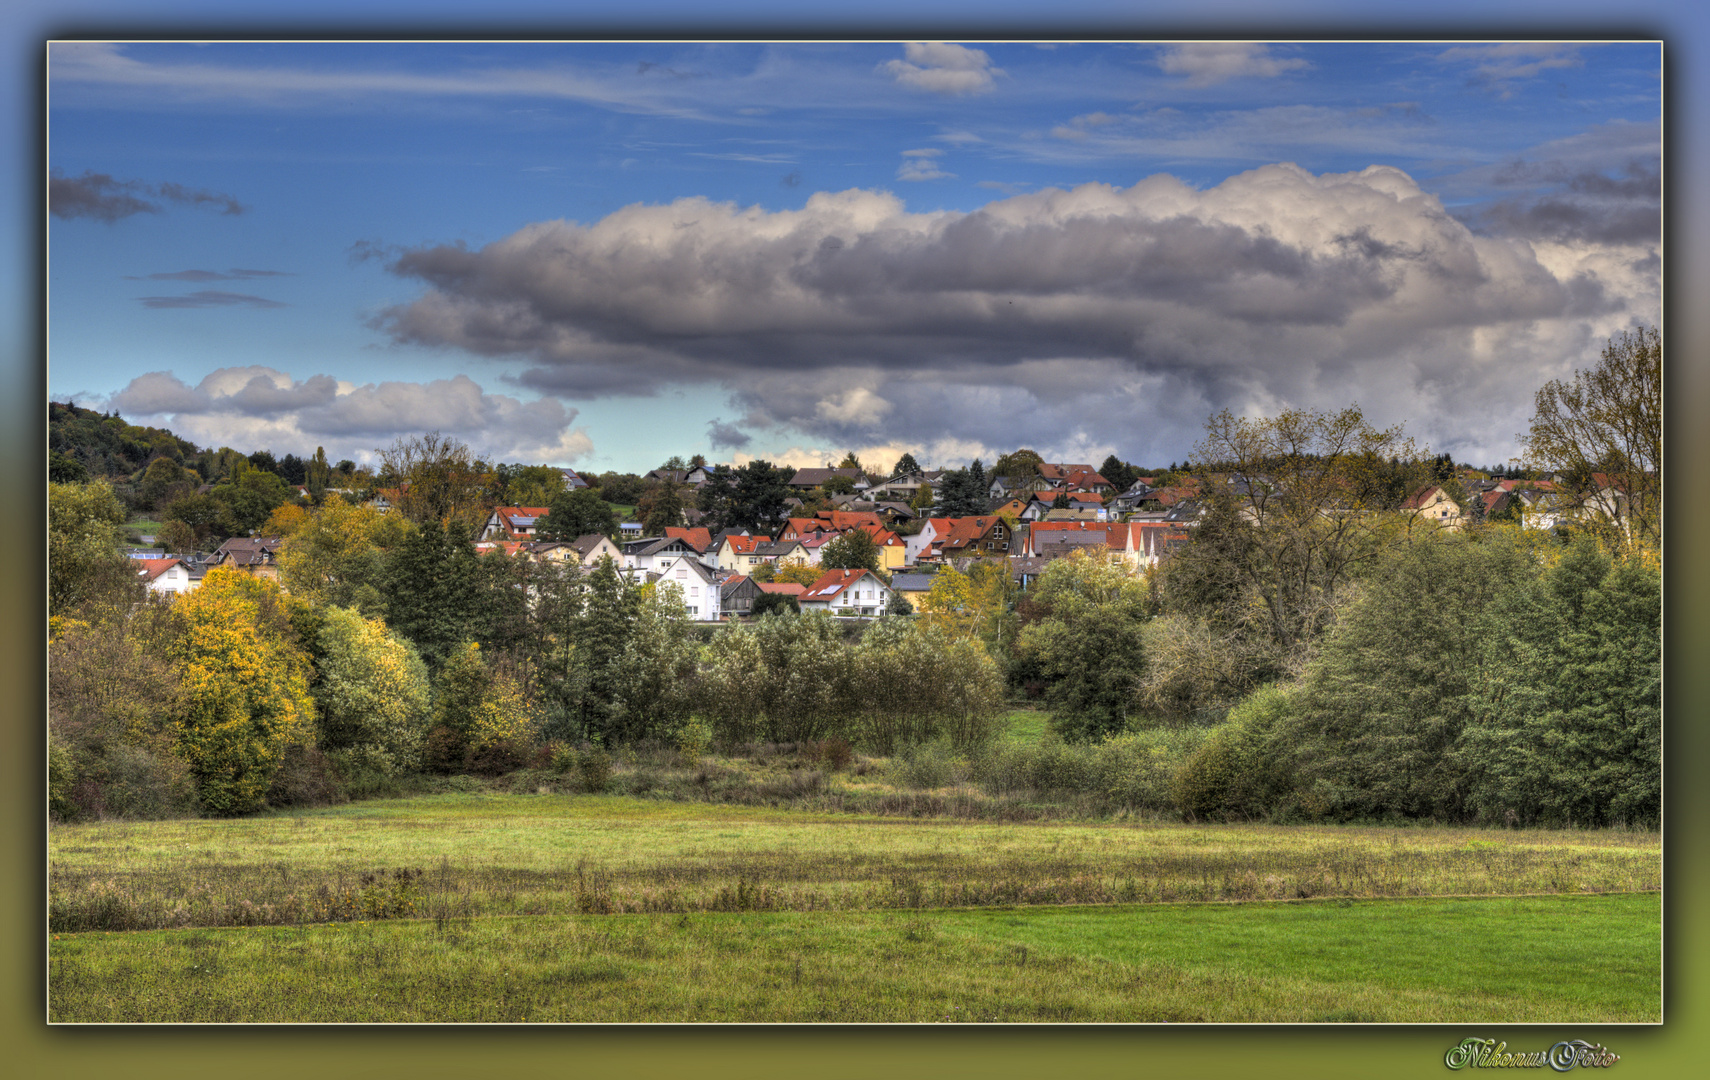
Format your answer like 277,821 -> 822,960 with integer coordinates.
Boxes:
138,290 -> 286,309
1458,158 -> 1660,246
706,419 -> 753,450
371,163 -> 1654,466
49,170 -> 247,221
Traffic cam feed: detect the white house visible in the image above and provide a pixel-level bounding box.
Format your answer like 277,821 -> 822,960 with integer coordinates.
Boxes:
658,558 -> 722,621
136,557 -> 197,596
797,568 -> 893,617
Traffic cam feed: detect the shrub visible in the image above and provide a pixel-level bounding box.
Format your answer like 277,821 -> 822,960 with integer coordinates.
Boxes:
574,746 -> 613,793
893,740 -> 964,791
1171,683 -> 1296,821
266,744 -> 344,809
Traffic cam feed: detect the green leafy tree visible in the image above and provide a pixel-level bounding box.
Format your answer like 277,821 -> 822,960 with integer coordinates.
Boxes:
639,481 -> 687,535
1461,538 -> 1660,827
162,491 -> 227,546
425,641 -> 539,773
49,480 -> 140,618
539,487 -> 620,540
381,518 -> 480,670
211,467 -> 294,535
608,583 -> 699,743
305,447 -> 332,503
818,528 -> 882,573
992,448 -> 1044,480
891,452 -> 921,477
1015,551 -> 1151,741
313,607 -> 432,776
575,555 -> 641,742
697,460 -> 794,533
750,590 -> 798,617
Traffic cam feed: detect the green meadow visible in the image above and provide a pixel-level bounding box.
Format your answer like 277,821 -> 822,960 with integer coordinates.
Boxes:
48,794 -> 1660,1022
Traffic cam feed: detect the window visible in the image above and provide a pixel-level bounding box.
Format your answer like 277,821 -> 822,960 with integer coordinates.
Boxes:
676,567 -> 688,579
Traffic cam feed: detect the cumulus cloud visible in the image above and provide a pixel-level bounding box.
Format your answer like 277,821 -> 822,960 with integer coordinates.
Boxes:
107,366 -> 595,465
881,42 -> 1001,96
1156,43 -> 1310,87
49,169 -> 246,221
372,164 -> 1656,467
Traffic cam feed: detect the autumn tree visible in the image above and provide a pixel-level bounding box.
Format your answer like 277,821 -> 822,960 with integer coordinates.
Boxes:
277,495 -> 396,613
377,431 -> 489,536
1520,325 -> 1661,551
774,562 -> 822,587
166,567 -> 315,814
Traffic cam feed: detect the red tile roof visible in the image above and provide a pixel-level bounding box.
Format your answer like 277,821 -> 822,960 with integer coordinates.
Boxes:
801,567 -> 878,601
665,526 -> 714,552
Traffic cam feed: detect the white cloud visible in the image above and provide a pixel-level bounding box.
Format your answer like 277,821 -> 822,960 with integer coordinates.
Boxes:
373,164 -> 1656,467
1156,43 -> 1310,87
897,149 -> 955,181
107,366 -> 595,465
881,42 -> 1002,96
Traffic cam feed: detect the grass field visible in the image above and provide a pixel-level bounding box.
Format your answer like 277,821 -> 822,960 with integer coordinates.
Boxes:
49,895 -> 1659,1022
48,791 -> 1660,1022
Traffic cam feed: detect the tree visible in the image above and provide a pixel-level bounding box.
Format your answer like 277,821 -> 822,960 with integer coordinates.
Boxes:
137,456 -> 193,510
278,495 -> 393,612
639,481 -> 687,535
162,491 -> 227,546
992,448 -> 1044,480
261,503 -> 312,537
750,590 -> 799,617
891,452 -> 921,477
49,480 -> 142,619
909,481 -> 936,515
1521,326 -> 1661,551
575,555 -> 641,741
1015,551 -> 1151,740
210,467 -> 294,535
502,464 -> 568,508
313,607 -> 432,776
820,474 -> 857,496
934,467 -> 987,518
425,641 -> 538,773
377,432 -> 489,536
1051,491 -> 1072,510
817,528 -> 882,573
774,562 -> 822,587
380,518 -> 481,670
608,583 -> 699,743
166,567 -> 315,814
538,488 -> 619,540
306,447 -> 332,503
1181,405 -> 1425,654
837,451 -> 863,469
697,460 -> 795,534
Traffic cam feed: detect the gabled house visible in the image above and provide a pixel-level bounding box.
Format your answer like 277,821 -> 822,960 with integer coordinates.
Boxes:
937,516 -> 1015,559
656,557 -> 722,621
721,576 -> 806,616
482,506 -> 553,541
797,568 -> 894,617
209,536 -> 284,580
716,533 -> 774,573
621,535 -> 704,576
1402,485 -> 1464,529
135,557 -> 197,596
663,526 -> 714,554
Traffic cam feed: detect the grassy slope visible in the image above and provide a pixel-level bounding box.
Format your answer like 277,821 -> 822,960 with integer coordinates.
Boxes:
49,894 -> 1659,1022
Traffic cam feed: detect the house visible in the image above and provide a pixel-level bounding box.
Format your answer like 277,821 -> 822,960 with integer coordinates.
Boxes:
560,469 -> 591,490
135,557 -> 197,596
645,468 -> 689,485
720,576 -> 806,616
887,572 -> 935,608
1402,485 -> 1464,529
780,516 -> 833,542
482,506 -> 553,541
663,526 -> 714,554
754,539 -> 811,568
866,468 -> 944,502
534,533 -> 622,567
620,535 -> 704,576
936,516 -> 1016,559
798,568 -> 894,617
857,524 -> 910,572
716,533 -> 774,574
656,557 -> 722,621
209,536 -> 284,580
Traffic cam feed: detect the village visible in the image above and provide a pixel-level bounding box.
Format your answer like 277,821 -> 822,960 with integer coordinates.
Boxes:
117,450 -> 1622,625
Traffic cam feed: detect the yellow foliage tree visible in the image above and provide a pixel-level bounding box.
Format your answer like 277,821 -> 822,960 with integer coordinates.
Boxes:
261,502 -> 312,537
166,566 -> 315,814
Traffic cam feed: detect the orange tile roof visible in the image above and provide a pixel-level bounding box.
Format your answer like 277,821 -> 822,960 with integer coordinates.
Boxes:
665,526 -> 714,552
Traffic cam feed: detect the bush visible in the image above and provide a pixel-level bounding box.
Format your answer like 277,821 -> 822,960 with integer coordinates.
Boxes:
465,738 -> 528,777
575,746 -> 613,793
266,744 -> 344,809
422,724 -> 467,775
1170,684 -> 1296,821
893,741 -> 964,791
108,742 -> 203,818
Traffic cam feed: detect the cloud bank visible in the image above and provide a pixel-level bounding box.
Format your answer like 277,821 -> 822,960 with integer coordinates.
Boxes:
370,163 -> 1656,467
49,169 -> 246,221
106,366 -> 594,465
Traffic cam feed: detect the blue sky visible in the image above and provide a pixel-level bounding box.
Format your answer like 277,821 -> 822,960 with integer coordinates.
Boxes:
43,31 -> 1663,476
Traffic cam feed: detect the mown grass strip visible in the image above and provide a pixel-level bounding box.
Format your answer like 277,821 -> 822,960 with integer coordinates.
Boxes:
49,893 -> 1659,1023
